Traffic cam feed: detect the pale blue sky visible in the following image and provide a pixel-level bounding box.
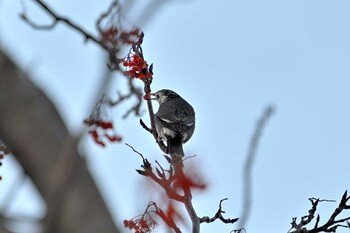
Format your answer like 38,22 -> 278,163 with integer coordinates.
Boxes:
1,0 -> 350,233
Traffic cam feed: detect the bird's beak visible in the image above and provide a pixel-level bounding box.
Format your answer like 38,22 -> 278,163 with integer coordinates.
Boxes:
149,93 -> 158,100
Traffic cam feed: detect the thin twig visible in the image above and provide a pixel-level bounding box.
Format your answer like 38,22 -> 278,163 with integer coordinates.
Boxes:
239,105 -> 275,228
122,78 -> 144,118
139,119 -> 153,134
96,0 -> 120,34
22,0 -> 106,49
288,191 -> 350,233
108,79 -> 144,118
199,198 -> 239,224
125,143 -> 145,160
138,50 -> 167,153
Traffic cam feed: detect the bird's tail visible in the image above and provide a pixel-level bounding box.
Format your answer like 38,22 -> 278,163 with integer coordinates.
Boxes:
167,138 -> 184,157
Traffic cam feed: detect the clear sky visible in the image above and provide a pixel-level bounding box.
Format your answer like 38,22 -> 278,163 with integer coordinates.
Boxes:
1,0 -> 350,233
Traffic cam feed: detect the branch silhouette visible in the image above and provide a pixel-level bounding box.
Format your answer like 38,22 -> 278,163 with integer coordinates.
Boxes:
239,105 -> 275,228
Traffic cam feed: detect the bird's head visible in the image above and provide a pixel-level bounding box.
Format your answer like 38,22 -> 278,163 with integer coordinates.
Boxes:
151,89 -> 180,104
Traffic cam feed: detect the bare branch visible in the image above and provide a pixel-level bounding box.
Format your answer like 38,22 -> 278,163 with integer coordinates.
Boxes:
139,119 -> 153,134
125,143 -> 146,160
288,191 -> 350,233
19,12 -> 57,29
108,78 -> 144,118
96,0 -> 121,34
239,105 -> 275,228
21,0 -> 106,49
199,198 -> 239,225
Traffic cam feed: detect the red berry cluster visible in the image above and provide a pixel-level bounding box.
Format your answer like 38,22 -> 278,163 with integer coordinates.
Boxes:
85,120 -> 122,147
102,27 -> 140,46
122,54 -> 152,80
84,119 -> 113,130
83,96 -> 122,147
102,27 -> 118,43
123,217 -> 157,233
119,28 -> 141,45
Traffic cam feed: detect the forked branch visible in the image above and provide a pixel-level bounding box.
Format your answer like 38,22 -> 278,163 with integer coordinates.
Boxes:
288,191 -> 350,233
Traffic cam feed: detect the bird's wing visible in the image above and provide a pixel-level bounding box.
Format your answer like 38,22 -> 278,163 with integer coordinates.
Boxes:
156,98 -> 195,134
157,98 -> 195,124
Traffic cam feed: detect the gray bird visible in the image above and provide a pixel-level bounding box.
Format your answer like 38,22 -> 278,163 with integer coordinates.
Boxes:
151,89 -> 195,156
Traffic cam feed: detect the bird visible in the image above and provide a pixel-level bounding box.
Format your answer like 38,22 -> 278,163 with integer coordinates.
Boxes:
151,89 -> 195,157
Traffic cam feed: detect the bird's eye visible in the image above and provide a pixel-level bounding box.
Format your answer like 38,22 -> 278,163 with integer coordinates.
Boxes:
156,94 -> 160,98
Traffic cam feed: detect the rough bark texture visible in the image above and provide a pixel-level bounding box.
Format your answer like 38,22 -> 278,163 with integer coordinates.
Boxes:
0,49 -> 120,233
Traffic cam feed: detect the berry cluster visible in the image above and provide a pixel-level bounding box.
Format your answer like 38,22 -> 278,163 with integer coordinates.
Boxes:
123,216 -> 157,233
83,95 -> 122,147
122,54 -> 152,80
85,120 -> 122,147
102,27 -> 140,46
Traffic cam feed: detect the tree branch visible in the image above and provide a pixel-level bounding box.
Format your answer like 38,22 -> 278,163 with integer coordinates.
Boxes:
239,105 -> 275,228
288,191 -> 350,233
199,198 -> 239,224
21,0 -> 106,49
